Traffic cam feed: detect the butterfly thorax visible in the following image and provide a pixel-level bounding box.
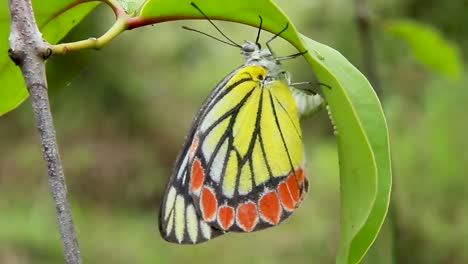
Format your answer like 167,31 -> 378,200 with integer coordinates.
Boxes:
240,41 -> 288,85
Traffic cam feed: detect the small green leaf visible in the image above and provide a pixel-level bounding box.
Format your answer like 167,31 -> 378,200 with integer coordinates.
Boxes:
0,0 -> 99,115
118,0 -> 146,14
385,19 -> 463,80
140,1 -> 391,263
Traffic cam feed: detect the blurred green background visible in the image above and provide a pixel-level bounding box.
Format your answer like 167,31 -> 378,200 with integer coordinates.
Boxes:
1,0 -> 467,263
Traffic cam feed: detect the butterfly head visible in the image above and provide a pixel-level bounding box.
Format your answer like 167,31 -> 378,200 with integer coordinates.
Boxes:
241,41 -> 284,81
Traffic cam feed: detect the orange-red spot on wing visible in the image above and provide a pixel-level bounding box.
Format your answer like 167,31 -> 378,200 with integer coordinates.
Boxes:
190,158 -> 204,193
277,181 -> 294,211
218,205 -> 234,230
259,191 -> 281,225
296,168 -> 305,185
200,187 -> 217,221
286,172 -> 300,203
236,201 -> 258,232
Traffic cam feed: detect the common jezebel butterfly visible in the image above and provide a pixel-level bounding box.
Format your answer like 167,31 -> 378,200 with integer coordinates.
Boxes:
159,2 -> 325,244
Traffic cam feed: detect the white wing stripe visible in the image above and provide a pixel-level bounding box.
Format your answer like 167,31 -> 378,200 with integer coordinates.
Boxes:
186,205 -> 199,243
174,195 -> 185,243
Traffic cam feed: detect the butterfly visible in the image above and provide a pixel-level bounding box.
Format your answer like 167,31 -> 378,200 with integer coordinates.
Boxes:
159,2 -> 325,244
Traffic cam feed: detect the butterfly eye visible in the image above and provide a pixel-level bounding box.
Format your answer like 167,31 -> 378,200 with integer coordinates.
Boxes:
243,46 -> 255,52
258,74 -> 264,80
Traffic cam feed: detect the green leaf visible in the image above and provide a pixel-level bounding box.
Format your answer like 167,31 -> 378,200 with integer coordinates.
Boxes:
299,36 -> 391,264
385,19 -> 463,80
140,1 -> 391,263
0,0 -> 99,116
139,0 -> 304,44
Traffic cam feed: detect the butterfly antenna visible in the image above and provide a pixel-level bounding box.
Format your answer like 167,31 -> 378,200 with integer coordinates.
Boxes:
255,15 -> 263,47
182,26 -> 239,47
265,22 -> 289,57
318,82 -> 332,90
268,23 -> 289,43
265,23 -> 308,60
190,2 -> 241,48
275,50 -> 308,61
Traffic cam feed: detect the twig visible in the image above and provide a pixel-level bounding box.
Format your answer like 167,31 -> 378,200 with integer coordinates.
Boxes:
51,16 -> 128,54
8,0 -> 81,263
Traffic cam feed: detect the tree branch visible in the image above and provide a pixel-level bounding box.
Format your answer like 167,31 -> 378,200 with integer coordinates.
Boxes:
8,0 -> 81,263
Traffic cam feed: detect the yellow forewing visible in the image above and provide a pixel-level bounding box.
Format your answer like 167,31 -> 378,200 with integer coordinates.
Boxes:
269,81 -> 302,138
261,89 -> 290,177
269,81 -> 303,172
232,88 -> 260,157
272,94 -> 302,168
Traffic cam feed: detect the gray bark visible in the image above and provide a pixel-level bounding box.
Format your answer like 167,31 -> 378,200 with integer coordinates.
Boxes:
8,0 -> 81,263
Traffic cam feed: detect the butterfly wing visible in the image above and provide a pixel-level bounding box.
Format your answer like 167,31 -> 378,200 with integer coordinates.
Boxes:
159,64 -> 309,244
158,67 -> 243,244
188,65 -> 308,233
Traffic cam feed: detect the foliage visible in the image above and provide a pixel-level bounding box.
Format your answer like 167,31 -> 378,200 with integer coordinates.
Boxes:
0,0 -> 99,115
384,19 -> 463,80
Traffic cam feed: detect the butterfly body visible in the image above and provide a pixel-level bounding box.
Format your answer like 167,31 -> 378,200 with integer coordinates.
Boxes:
159,41 -> 309,244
